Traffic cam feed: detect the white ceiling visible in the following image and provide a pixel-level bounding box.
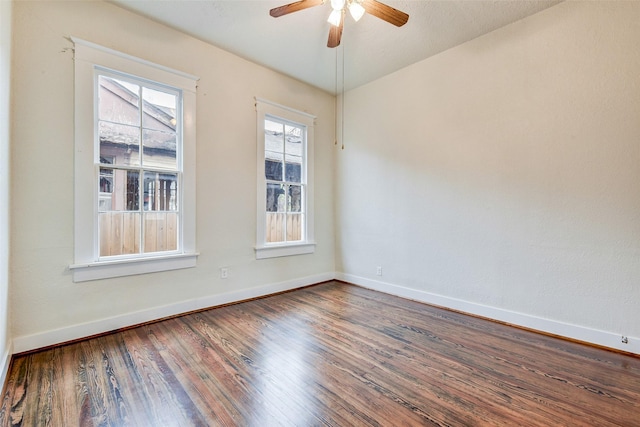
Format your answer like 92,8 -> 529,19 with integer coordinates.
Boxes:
110,0 -> 562,94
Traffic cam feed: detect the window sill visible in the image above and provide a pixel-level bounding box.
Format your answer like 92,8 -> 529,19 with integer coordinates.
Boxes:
69,252 -> 199,282
255,242 -> 316,259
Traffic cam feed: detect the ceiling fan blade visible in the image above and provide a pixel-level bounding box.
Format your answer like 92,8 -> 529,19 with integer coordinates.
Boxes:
270,0 -> 324,18
327,21 -> 343,48
361,0 -> 409,27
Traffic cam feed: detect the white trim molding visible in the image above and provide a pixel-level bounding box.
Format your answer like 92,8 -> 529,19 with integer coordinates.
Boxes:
336,273 -> 640,356
71,37 -> 199,84
255,242 -> 316,259
69,253 -> 199,282
71,37 -> 199,282
0,341 -> 12,392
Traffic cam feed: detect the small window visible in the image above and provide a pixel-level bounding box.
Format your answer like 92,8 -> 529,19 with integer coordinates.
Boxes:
70,38 -> 198,282
256,99 -> 315,259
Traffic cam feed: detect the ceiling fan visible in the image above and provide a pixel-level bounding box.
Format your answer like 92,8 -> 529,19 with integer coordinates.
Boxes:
270,0 -> 409,48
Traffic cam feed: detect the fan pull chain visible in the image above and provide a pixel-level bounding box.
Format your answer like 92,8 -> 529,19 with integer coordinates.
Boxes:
334,39 -> 346,150
335,45 -> 338,147
341,39 -> 345,150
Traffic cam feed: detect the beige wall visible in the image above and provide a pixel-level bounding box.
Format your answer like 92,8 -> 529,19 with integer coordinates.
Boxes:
1,0 -> 12,380
10,0 -> 335,349
337,1 -> 640,352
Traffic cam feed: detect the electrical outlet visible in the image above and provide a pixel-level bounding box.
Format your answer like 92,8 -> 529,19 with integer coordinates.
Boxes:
220,267 -> 229,279
376,266 -> 382,276
622,336 -> 629,344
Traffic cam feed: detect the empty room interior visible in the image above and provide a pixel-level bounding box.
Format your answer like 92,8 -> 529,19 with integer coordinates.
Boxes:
1,0 -> 640,425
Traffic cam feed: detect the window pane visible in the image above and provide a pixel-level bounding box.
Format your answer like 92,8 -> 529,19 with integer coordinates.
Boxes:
143,212 -> 178,253
266,212 -> 285,243
265,155 -> 283,181
99,121 -> 140,167
142,87 -> 177,131
126,171 -> 140,211
287,213 -> 303,242
142,87 -> 177,169
143,129 -> 177,169
265,119 -> 284,153
144,172 -> 178,211
98,76 -> 140,126
99,212 -> 140,257
285,124 -> 303,156
265,133 -> 284,154
266,183 -> 285,213
288,185 -> 302,213
285,155 -> 302,183
265,119 -> 283,135
99,168 -> 113,190
99,168 -> 139,212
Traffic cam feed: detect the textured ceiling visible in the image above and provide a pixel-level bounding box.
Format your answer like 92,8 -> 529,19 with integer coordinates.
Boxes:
110,0 -> 562,94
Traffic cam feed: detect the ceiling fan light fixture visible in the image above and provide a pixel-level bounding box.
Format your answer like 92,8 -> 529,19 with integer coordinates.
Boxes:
330,0 -> 345,10
348,1 -> 365,21
327,8 -> 343,26
270,0 -> 409,48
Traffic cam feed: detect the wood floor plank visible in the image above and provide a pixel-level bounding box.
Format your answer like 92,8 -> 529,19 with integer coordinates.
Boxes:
1,356 -> 28,426
2,281 -> 640,426
197,305 -> 351,426
143,319 -> 241,425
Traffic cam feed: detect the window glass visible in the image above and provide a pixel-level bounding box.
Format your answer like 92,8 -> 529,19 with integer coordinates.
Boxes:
97,71 -> 181,258
98,168 -> 140,213
142,87 -> 177,169
98,76 -> 140,126
265,155 -> 283,181
263,116 -> 306,244
98,76 -> 141,167
143,171 -> 178,212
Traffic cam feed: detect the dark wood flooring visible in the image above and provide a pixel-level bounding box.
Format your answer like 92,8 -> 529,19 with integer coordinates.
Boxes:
1,281 -> 639,426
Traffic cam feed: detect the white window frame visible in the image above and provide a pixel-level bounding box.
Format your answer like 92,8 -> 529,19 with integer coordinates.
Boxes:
70,38 -> 199,282
255,98 -> 315,259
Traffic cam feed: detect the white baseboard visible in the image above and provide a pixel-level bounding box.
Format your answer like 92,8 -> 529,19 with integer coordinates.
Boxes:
0,341 -> 12,393
12,272 -> 335,354
337,273 -> 640,356
11,271 -> 639,356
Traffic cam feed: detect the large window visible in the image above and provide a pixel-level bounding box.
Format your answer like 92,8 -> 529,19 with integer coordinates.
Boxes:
97,72 -> 180,257
70,38 -> 198,282
256,99 -> 315,259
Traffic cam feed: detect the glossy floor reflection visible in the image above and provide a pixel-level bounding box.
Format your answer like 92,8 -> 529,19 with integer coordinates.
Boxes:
2,281 -> 640,426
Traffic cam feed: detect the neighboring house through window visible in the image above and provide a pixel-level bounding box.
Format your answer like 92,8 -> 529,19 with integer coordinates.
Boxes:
255,98 -> 315,259
70,38 -> 198,282
97,73 -> 179,256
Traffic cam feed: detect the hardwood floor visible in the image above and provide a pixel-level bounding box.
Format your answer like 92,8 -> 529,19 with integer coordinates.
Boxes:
1,281 -> 639,426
